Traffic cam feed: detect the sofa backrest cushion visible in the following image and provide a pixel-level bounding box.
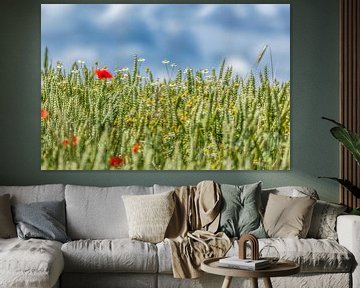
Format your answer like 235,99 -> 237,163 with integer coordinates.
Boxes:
0,194 -> 17,238
65,185 -> 153,239
153,184 -> 176,194
0,185 -> 65,204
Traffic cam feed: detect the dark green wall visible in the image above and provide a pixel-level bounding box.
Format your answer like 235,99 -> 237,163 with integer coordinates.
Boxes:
0,0 -> 340,202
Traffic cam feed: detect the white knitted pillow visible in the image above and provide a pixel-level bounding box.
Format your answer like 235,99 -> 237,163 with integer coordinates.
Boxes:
122,191 -> 175,243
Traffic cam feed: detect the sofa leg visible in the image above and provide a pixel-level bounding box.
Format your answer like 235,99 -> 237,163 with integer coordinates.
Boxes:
251,278 -> 258,288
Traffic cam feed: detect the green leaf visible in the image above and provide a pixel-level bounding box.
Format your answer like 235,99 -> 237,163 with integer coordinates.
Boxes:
351,208 -> 360,215
319,177 -> 360,198
330,127 -> 360,165
322,117 -> 360,165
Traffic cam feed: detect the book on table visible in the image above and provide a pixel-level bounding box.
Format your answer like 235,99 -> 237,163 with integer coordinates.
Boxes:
218,257 -> 271,270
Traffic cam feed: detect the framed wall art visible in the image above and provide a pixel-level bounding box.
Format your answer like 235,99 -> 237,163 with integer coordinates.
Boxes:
41,4 -> 290,170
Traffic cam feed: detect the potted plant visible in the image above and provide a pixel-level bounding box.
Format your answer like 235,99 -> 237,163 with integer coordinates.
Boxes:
320,117 -> 360,215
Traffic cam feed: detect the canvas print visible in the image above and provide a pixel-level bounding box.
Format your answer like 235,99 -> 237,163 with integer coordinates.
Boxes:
41,4 -> 290,170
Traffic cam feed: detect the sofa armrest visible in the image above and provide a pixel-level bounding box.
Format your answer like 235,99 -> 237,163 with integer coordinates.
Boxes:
337,215 -> 360,288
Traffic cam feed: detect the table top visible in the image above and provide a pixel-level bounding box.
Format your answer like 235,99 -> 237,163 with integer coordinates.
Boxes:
201,257 -> 300,278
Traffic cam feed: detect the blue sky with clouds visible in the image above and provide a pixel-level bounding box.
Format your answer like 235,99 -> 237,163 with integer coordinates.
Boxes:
41,4 -> 290,82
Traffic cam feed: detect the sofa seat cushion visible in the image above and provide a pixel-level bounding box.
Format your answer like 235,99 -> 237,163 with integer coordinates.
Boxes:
0,238 -> 64,288
229,238 -> 354,273
157,238 -> 353,274
61,239 -> 158,273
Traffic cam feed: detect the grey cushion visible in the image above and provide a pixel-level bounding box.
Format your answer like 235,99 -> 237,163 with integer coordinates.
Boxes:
0,238 -> 64,288
0,184 -> 65,204
65,185 -> 153,239
0,194 -> 16,238
12,200 -> 70,243
61,239 -> 158,273
308,200 -> 347,240
157,237 -> 353,274
227,238 -> 354,273
218,182 -> 266,238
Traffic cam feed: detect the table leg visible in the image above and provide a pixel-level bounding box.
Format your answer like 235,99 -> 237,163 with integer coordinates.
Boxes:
263,277 -> 273,288
251,278 -> 258,288
221,276 -> 233,288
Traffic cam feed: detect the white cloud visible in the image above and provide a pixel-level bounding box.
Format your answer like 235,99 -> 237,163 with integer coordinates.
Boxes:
41,4 -> 74,19
226,55 -> 251,76
94,4 -> 132,28
254,4 -> 281,18
232,4 -> 251,18
198,5 -> 217,18
139,5 -> 163,32
41,4 -> 76,34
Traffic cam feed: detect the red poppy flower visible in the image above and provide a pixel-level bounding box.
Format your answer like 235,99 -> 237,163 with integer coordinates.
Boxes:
62,138 -> 69,146
131,143 -> 141,153
72,135 -> 79,145
41,109 -> 48,120
109,155 -> 125,167
95,69 -> 112,79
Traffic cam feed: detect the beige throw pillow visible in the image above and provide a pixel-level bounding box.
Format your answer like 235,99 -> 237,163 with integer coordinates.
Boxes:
0,194 -> 17,238
122,191 -> 175,243
263,193 -> 316,238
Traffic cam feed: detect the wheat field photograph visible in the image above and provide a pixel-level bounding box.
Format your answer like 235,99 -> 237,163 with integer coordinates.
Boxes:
41,4 -> 290,170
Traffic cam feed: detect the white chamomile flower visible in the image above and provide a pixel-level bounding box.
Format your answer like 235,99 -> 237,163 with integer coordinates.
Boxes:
162,59 -> 170,64
138,58 -> 145,62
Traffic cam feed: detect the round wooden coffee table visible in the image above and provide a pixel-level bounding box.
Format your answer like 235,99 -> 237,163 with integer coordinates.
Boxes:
201,257 -> 300,288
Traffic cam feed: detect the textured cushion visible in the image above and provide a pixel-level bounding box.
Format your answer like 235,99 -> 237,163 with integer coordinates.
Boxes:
0,194 -> 16,238
263,193 -> 316,238
65,185 -> 153,239
122,191 -> 175,243
307,200 -> 347,240
12,200 -> 70,243
261,186 -> 319,212
0,184 -> 65,204
61,239 -> 158,273
218,182 -> 266,238
0,238 -> 64,288
157,237 -> 353,274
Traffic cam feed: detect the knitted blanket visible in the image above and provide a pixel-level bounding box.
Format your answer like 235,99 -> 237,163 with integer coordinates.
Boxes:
165,180 -> 231,278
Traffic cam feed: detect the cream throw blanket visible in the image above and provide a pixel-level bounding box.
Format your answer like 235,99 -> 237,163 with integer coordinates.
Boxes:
165,181 -> 231,278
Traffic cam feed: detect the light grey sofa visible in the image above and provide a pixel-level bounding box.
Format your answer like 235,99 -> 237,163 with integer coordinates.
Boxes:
0,184 -> 359,288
